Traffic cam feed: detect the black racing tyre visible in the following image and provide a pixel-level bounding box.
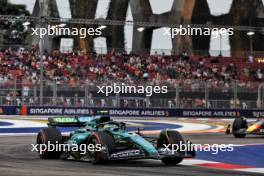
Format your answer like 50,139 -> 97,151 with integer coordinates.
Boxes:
36,127 -> 62,159
161,157 -> 183,165
158,130 -> 184,165
232,117 -> 247,138
87,131 -> 115,164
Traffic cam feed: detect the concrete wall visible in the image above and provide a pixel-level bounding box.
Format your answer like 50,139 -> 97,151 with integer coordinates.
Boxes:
105,0 -> 129,52
27,0 -> 263,56
69,0 -> 98,52
130,0 -> 154,54
29,0 -> 60,51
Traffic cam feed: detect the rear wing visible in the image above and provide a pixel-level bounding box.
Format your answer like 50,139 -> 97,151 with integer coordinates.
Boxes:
47,116 -> 94,127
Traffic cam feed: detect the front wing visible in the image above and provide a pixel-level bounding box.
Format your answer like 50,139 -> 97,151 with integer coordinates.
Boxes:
108,148 -> 195,161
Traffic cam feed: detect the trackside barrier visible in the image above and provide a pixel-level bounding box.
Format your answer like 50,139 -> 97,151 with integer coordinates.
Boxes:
0,106 -> 19,115
0,106 -> 264,118
24,106 -> 264,118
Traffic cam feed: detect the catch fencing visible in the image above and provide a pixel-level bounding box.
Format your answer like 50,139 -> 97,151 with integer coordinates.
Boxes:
0,80 -> 263,110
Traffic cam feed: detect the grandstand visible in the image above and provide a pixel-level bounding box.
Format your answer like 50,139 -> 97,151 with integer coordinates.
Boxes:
0,0 -> 263,110
0,46 -> 263,109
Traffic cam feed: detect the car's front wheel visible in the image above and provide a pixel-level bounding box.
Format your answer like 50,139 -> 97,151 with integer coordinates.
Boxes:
87,131 -> 115,164
157,130 -> 185,165
161,157 -> 183,165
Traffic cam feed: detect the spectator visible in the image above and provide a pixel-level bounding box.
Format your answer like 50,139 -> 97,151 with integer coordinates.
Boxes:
248,55 -> 254,64
242,102 -> 247,109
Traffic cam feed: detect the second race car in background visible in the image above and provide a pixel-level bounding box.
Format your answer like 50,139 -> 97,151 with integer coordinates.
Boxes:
226,117 -> 264,138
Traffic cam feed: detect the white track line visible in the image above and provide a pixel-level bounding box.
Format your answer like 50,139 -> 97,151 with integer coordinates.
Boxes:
0,119 -> 46,128
235,168 -> 264,173
181,159 -> 219,165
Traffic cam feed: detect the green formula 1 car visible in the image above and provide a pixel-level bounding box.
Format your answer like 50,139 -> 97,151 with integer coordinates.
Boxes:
36,116 -> 195,165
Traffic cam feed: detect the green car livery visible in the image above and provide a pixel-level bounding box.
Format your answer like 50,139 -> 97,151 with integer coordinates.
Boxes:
36,116 -> 195,165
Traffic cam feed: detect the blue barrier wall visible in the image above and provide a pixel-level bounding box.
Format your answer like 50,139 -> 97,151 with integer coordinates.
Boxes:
25,106 -> 264,118
1,106 -> 264,118
0,106 -> 19,115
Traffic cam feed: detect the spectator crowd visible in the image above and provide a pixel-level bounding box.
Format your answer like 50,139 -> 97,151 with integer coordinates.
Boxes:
0,46 -> 263,91
0,46 -> 263,108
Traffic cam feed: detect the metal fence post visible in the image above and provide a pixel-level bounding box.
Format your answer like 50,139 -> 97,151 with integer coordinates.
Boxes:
116,93 -> 120,107
84,84 -> 89,107
257,83 -> 264,109
175,85 -> 179,108
39,1 -> 46,105
21,86 -> 24,105
53,79 -> 57,105
205,82 -> 209,108
234,82 -> 238,109
34,84 -> 37,104
262,86 -> 264,109
39,36 -> 44,105
74,94 -> 78,106
14,77 -> 17,105
145,96 -> 150,108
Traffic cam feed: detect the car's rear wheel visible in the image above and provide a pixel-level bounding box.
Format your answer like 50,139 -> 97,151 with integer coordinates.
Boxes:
87,131 -> 115,164
157,130 -> 184,165
232,117 -> 247,138
36,127 -> 62,159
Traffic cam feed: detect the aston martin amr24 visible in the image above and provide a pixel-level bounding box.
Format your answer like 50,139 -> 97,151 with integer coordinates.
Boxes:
36,116 -> 195,165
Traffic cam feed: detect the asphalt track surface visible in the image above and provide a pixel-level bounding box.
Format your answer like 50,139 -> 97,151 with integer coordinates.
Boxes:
0,133 -> 264,176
